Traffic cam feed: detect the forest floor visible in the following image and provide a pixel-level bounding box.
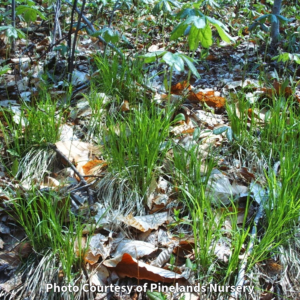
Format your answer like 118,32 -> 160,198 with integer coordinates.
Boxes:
0,1 -> 300,300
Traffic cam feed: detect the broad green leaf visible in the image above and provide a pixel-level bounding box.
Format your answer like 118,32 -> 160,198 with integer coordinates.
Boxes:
138,51 -> 166,63
152,2 -> 162,14
272,52 -> 290,63
168,0 -> 181,8
192,16 -> 206,29
226,127 -> 233,142
276,15 -> 292,24
16,28 -> 26,39
188,25 -> 201,50
294,54 -> 300,64
102,27 -> 119,43
207,17 -> 233,43
184,16 -> 205,28
249,22 -> 259,31
184,25 -> 191,36
11,159 -> 19,177
181,55 -> 200,78
213,126 -> 228,135
6,149 -> 20,157
269,14 -> 278,24
256,14 -> 270,23
6,27 -> 18,39
176,8 -> 204,19
0,26 -> 25,39
152,0 -> 180,14
162,52 -> 184,71
260,23 -> 269,32
90,30 -> 103,37
173,113 -> 186,123
0,64 -> 11,76
186,258 -> 193,269
16,5 -> 46,23
198,24 -> 212,48
147,291 -> 166,300
54,44 -> 69,56
170,23 -> 188,40
0,26 -> 11,32
193,127 -> 200,140
162,1 -> 171,13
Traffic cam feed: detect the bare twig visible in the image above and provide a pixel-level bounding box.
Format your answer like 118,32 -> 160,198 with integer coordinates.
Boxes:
64,0 -> 124,58
47,143 -> 94,207
51,0 -> 62,46
230,195 -> 267,299
11,0 -> 16,53
68,0 -> 86,82
67,0 -> 78,80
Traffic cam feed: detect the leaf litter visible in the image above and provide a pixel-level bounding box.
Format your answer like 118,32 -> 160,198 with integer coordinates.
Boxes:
0,1 -> 300,300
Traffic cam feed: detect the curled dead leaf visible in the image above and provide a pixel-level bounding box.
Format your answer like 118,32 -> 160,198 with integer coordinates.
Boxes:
103,253 -> 184,282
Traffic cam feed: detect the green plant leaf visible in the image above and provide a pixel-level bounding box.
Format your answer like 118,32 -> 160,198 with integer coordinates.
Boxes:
213,126 -> 228,135
226,127 -> 233,141
260,23 -> 269,32
249,22 -> 259,31
16,5 -> 46,23
207,17 -> 233,43
186,258 -> 193,269
0,26 -> 22,39
138,51 -> 166,63
11,158 -> 19,177
256,14 -> 270,23
6,149 -> 20,157
197,24 -> 212,49
152,0 -> 180,14
170,23 -> 188,40
176,8 -> 204,19
276,15 -> 292,24
269,14 -> 278,24
162,52 -> 184,71
193,127 -> 200,140
173,113 -> 185,123
0,64 -> 11,76
147,291 -> 167,300
181,54 -> 200,78
192,16 -> 206,29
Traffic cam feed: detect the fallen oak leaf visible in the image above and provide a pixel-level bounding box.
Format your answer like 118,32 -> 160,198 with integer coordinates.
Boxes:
103,253 -> 184,282
187,90 -> 226,108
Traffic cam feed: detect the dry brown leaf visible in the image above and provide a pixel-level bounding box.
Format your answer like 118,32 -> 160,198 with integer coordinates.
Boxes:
0,237 -> 4,249
55,141 -> 99,165
206,54 -> 219,61
121,100 -> 130,112
151,244 -> 176,267
112,239 -> 157,258
81,160 -> 107,176
103,253 -> 184,282
239,167 -> 256,182
261,80 -> 293,98
173,239 -> 195,258
119,212 -> 169,232
170,81 -> 189,95
0,274 -> 22,293
188,90 -> 226,108
84,233 -> 111,265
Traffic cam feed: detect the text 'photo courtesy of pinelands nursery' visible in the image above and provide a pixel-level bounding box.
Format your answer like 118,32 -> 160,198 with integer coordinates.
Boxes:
0,0 -> 300,299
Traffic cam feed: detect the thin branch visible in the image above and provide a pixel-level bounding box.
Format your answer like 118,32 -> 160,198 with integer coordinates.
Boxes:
67,0 -> 78,78
47,143 -> 94,207
64,0 -> 124,58
230,196 -> 266,299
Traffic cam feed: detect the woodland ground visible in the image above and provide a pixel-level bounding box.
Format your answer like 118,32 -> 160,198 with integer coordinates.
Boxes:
0,1 -> 300,300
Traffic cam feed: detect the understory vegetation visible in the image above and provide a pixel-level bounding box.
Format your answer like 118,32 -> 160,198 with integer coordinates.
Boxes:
0,0 -> 300,299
